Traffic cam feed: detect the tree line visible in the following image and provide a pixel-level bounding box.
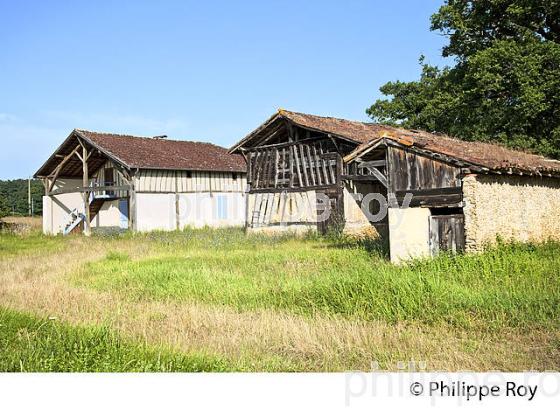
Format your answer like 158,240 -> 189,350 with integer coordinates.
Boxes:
0,179 -> 44,218
368,0 -> 560,159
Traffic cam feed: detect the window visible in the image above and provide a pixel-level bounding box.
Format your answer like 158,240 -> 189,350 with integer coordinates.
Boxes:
216,195 -> 228,220
232,173 -> 238,181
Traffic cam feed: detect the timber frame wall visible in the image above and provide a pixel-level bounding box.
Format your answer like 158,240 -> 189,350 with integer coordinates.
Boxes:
239,118 -> 471,233
40,136 -> 134,235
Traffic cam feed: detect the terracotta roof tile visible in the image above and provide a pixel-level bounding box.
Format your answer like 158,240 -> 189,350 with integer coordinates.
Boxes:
254,110 -> 560,176
76,130 -> 246,173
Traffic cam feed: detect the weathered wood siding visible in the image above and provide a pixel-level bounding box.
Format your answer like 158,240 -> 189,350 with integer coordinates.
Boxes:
135,170 -> 246,193
247,139 -> 342,192
93,162 -> 128,198
387,146 -> 461,191
429,214 -> 465,255
247,191 -> 317,228
387,146 -> 462,207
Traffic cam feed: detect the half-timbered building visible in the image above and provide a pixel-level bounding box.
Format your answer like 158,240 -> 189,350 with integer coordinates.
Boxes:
35,129 -> 247,235
230,109 -> 560,261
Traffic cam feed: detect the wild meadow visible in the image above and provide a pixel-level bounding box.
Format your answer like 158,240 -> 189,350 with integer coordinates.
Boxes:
0,219 -> 559,371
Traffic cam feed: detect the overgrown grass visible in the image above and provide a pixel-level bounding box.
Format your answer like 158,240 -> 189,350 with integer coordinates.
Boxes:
0,308 -> 233,372
75,228 -> 560,330
0,231 -> 64,258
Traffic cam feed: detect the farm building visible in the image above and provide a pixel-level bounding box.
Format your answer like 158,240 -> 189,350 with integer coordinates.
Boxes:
35,129 -> 247,235
230,109 -> 560,262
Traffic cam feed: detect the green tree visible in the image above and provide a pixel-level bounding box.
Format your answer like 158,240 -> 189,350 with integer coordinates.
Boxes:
367,0 -> 560,158
0,195 -> 10,219
0,179 -> 43,216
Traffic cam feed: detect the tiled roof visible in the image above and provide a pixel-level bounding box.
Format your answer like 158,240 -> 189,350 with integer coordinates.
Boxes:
233,110 -> 560,176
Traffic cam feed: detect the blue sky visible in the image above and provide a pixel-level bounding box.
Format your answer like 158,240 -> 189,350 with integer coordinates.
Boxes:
0,0 -> 448,179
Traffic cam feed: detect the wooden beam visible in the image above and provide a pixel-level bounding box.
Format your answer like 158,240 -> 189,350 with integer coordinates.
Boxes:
363,166 -> 388,187
47,145 -> 82,194
48,185 -> 132,196
341,175 -> 382,181
292,145 -> 303,187
312,145 -> 323,185
250,184 -> 338,194
274,149 -> 279,188
82,143 -> 91,236
299,144 -> 310,187
319,144 -> 330,185
357,160 -> 386,168
306,145 -> 316,186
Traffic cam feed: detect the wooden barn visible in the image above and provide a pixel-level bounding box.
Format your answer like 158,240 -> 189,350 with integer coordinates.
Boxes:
35,129 -> 247,235
230,109 -> 560,262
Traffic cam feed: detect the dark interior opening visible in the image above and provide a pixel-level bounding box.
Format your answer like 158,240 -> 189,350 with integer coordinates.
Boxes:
430,206 -> 464,216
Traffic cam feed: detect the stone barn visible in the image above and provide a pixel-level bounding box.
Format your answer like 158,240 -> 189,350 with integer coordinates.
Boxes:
230,109 -> 560,262
35,129 -> 247,235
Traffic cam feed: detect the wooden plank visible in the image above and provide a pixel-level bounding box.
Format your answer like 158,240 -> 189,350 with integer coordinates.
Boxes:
289,144 -> 294,188
318,143 -> 330,185
292,145 -> 304,187
299,144 -> 310,187
247,152 -> 253,186
357,160 -> 386,168
341,175 -> 382,181
274,148 -> 279,188
250,184 -> 338,194
328,159 -> 336,183
306,145 -> 316,186
312,145 -> 323,185
395,187 -> 462,197
254,151 -> 264,188
261,149 -> 270,188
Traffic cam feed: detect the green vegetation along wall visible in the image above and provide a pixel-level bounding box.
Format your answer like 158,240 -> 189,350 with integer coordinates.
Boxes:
0,179 -> 43,217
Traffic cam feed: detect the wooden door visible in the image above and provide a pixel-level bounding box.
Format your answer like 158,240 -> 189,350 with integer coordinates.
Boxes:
316,189 -> 344,235
429,214 -> 465,255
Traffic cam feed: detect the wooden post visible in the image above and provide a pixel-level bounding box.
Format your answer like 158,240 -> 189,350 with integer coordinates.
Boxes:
175,171 -> 180,230
81,143 -> 91,236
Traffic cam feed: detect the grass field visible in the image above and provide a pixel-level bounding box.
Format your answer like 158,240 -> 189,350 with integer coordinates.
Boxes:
1,220 -> 559,371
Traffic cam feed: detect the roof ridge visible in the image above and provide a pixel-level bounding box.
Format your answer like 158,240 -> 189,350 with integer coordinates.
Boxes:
278,109 -> 373,125
74,129 -> 221,146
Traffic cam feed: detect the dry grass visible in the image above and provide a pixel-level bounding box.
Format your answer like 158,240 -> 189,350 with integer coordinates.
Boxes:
0,230 -> 558,371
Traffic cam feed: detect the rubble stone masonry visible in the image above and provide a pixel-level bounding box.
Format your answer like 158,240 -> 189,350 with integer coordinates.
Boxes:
462,174 -> 560,251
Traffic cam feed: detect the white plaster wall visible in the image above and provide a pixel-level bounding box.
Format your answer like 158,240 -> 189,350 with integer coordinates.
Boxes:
178,192 -> 246,228
136,192 -> 246,232
91,200 -> 123,229
343,182 -> 387,238
136,193 -> 176,232
42,179 -> 83,235
388,207 -> 431,263
42,196 -> 52,234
